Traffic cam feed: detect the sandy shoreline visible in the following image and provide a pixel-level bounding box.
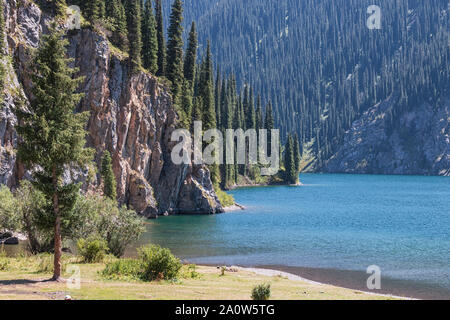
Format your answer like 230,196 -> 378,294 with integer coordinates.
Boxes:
201,263 -> 450,300
223,203 -> 246,212
238,266 -> 415,300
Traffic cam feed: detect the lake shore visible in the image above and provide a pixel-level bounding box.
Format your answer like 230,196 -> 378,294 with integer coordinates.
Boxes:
0,256 -> 398,300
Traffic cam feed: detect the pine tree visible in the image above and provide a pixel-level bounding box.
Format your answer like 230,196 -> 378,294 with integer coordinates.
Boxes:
166,0 -> 184,97
245,86 -> 256,130
264,101 -> 274,156
184,22 -> 198,83
106,0 -> 128,51
82,0 -> 105,23
284,135 -> 297,185
180,79 -> 193,129
142,0 -> 158,74
293,133 -> 301,174
54,0 -> 67,17
215,69 -> 221,129
15,28 -> 93,281
101,151 -> 117,200
256,94 -> 263,133
155,0 -> 166,77
199,42 -> 216,131
125,0 -> 142,73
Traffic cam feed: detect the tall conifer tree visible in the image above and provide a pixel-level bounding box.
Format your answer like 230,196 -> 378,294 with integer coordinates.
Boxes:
199,42 -> 216,131
155,0 -> 166,77
293,133 -> 301,174
184,22 -> 198,83
142,0 -> 158,74
106,0 -> 128,50
126,0 -> 142,73
15,28 -> 92,281
101,151 -> 117,200
166,0 -> 184,97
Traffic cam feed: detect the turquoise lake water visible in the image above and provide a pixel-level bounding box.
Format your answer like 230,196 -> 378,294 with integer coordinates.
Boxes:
137,174 -> 450,298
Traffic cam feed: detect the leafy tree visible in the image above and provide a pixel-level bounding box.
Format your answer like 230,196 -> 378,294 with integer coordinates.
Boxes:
14,27 -> 93,281
14,181 -> 53,254
166,0 -> 184,97
154,0 -> 166,77
101,151 -> 117,200
125,0 -> 142,72
183,22 -> 198,83
71,194 -> 145,258
141,0 -> 158,74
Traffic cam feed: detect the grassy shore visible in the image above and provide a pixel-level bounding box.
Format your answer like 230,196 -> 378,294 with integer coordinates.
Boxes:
0,255 -> 398,300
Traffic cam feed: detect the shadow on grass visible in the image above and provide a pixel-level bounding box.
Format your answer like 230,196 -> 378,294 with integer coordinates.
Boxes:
0,278 -> 59,286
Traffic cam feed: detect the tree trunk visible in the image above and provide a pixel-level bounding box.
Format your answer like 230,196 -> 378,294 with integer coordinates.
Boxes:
51,167 -> 63,282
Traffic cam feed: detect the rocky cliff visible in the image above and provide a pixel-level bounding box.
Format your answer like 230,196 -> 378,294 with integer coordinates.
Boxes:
324,94 -> 449,176
0,0 -> 223,216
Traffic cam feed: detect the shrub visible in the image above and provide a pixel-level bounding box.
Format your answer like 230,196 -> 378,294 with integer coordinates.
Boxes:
102,258 -> 142,280
0,186 -> 20,233
0,248 -> 9,271
102,245 -> 182,282
251,283 -> 271,300
35,253 -> 69,274
77,237 -> 108,263
138,245 -> 182,281
183,264 -> 200,279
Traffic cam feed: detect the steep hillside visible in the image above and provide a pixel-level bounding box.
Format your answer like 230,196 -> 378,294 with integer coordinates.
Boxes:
325,95 -> 449,176
173,0 -> 449,174
0,0 -> 223,216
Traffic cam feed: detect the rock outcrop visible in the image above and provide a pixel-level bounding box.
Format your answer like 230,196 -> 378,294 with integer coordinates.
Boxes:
1,0 -> 223,216
324,94 -> 449,176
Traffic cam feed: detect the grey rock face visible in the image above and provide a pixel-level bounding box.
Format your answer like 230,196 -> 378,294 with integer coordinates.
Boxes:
324,94 -> 449,176
0,0 -> 223,216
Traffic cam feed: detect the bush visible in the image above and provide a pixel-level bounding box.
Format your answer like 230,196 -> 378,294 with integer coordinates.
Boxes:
183,264 -> 200,279
72,195 -> 145,258
35,253 -> 70,274
102,258 -> 142,280
102,245 -> 182,282
251,283 -> 271,300
139,245 -> 182,281
0,186 -> 20,233
0,248 -> 9,271
77,237 -> 108,263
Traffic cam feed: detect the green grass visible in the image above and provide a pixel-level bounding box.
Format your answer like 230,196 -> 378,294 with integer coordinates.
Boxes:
0,254 -> 399,300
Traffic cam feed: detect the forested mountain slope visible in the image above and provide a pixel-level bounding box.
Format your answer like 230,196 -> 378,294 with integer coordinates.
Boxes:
170,0 -> 449,174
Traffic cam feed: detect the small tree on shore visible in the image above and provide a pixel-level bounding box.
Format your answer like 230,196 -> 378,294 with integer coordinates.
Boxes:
15,27 -> 92,281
